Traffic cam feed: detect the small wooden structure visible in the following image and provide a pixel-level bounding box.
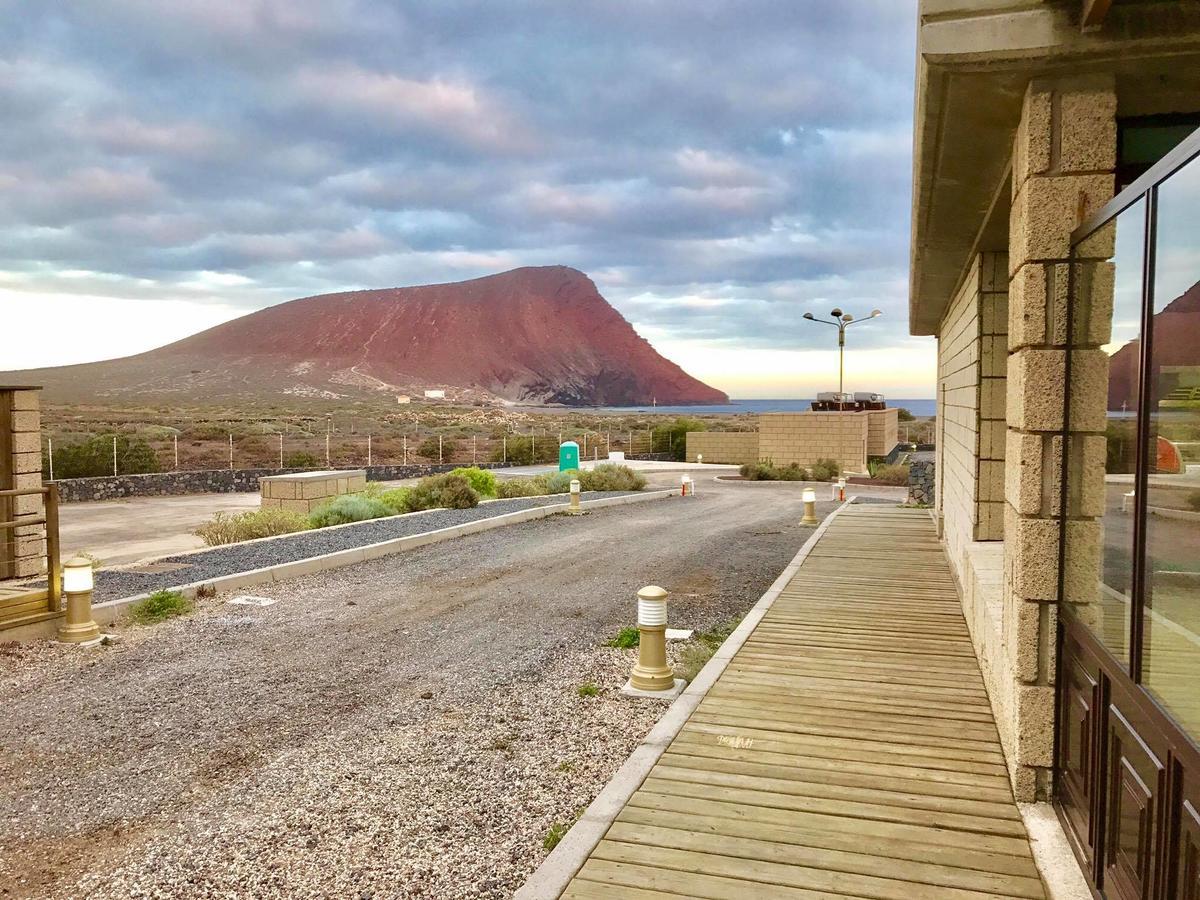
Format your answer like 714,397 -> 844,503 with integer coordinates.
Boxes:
0,483 -> 61,630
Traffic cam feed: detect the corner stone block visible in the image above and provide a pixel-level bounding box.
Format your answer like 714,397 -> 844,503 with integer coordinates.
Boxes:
14,451 -> 42,475
1009,174 -> 1114,273
1075,261 -> 1115,346
10,390 -> 41,412
1074,433 -> 1108,518
1013,86 -> 1052,193
1011,515 -> 1060,602
1060,86 -> 1117,174
1062,519 -> 1103,603
1007,350 -> 1065,433
1008,264 -> 1046,350
1005,595 -> 1043,684
13,432 -> 39,455
260,497 -> 282,509
1015,684 -> 1056,767
1067,350 -> 1110,433
280,498 -> 311,514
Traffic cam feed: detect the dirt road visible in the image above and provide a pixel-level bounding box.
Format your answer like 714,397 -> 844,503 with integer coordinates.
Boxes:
0,480 -> 836,899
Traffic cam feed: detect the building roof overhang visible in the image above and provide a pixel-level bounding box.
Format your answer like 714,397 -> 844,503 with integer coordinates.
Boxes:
909,0 -> 1200,336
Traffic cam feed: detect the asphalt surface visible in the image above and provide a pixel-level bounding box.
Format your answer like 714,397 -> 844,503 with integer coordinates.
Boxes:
0,479 -> 843,899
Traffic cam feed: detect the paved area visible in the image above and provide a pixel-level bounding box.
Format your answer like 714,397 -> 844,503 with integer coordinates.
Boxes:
0,479 -> 836,899
560,504 -> 1047,899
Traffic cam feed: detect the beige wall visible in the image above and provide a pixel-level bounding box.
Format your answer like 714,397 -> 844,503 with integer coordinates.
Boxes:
0,388 -> 45,579
759,412 -> 869,474
865,408 -> 899,457
684,432 -> 759,465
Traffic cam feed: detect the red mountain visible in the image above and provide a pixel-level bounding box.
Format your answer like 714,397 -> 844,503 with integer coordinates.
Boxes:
6,266 -> 728,406
1107,278 -> 1200,410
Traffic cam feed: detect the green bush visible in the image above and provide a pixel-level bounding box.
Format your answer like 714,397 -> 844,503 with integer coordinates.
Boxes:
283,450 -> 322,468
378,487 -> 414,513
809,457 -> 841,482
416,436 -> 458,461
605,626 -> 640,649
450,466 -> 497,497
537,469 -> 580,494
652,417 -> 705,461
896,408 -> 916,422
496,478 -> 549,498
193,508 -> 312,546
407,473 -> 479,511
130,589 -> 193,625
739,461 -> 807,481
308,495 -> 394,527
870,462 -> 911,485
577,682 -> 600,698
45,434 -> 162,478
579,464 -> 646,492
491,434 -> 556,465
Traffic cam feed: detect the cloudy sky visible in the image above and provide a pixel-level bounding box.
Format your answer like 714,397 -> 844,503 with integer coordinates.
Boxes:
0,1 -> 932,398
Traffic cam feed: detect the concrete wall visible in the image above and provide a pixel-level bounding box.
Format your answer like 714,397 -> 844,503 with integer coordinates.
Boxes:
261,470 -> 368,513
684,432 -> 759,465
0,388 -> 44,579
759,412 -> 870,474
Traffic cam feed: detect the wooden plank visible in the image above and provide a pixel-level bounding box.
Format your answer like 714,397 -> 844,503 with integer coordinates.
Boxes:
559,505 -> 1045,899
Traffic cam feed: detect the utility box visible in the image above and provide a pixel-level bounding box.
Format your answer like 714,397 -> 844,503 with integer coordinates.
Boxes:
559,441 -> 579,472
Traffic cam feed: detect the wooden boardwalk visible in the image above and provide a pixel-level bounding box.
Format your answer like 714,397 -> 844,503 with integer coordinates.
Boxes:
562,504 -> 1046,899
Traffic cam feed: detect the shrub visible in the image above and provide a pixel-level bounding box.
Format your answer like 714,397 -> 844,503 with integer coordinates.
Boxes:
871,462 -> 911,486
417,436 -> 455,461
407,473 -> 479,511
652,417 -> 705,461
537,469 -> 580,494
450,466 -> 497,497
577,682 -> 600,697
739,461 -> 807,481
308,495 -> 394,528
896,408 -> 916,422
194,508 -> 312,546
579,464 -> 646,492
45,434 -> 162,478
605,626 -> 640,649
676,643 -> 715,683
283,450 -> 322,468
809,457 -> 841,481
130,589 -> 192,625
378,487 -> 414,514
491,434 -> 556,465
496,478 -> 549,498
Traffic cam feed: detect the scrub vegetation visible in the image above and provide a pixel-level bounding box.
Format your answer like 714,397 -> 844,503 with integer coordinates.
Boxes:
130,589 -> 193,625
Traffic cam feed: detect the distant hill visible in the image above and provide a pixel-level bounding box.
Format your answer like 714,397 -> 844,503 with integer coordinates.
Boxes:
1107,278 -> 1200,410
3,266 -> 728,407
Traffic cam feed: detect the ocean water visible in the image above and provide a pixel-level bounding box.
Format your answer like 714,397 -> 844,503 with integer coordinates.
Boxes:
595,398 -> 937,417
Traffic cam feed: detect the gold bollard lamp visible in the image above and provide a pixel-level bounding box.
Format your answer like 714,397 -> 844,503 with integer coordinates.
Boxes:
630,586 -> 675,691
58,555 -> 101,643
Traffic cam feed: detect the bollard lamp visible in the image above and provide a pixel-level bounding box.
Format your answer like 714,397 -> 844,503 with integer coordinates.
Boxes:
630,586 -> 675,691
836,477 -> 846,502
58,555 -> 101,643
801,488 -> 818,526
696,453 -> 703,465
568,478 -> 582,514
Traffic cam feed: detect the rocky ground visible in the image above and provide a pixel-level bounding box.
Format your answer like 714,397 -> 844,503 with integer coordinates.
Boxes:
0,480 -> 838,899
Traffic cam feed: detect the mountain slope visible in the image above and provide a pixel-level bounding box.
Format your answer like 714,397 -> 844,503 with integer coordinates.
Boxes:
4,266 -> 728,406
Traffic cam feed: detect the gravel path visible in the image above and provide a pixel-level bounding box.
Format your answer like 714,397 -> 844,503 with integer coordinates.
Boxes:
90,492 -> 636,602
0,482 -> 844,899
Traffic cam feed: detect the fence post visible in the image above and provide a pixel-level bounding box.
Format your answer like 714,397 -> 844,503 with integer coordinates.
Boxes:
368,434 -> 372,467
503,435 -> 507,464
47,437 -> 54,481
629,430 -> 633,451
45,484 -> 61,612
326,433 -> 330,467
472,434 -> 477,464
229,433 -> 234,470
403,435 -> 408,466
531,433 -> 536,462
112,436 -> 117,476
174,434 -> 179,470
439,434 -> 443,464
278,433 -> 283,468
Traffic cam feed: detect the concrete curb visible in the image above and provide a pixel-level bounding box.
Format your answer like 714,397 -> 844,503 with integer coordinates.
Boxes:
513,497 -> 856,900
16,489 -> 677,641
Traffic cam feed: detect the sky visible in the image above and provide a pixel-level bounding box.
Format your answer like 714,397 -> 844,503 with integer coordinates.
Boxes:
0,1 -> 934,398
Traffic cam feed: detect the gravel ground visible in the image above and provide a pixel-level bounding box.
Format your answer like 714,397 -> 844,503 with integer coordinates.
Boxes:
0,481 -> 843,899
89,492 -> 637,603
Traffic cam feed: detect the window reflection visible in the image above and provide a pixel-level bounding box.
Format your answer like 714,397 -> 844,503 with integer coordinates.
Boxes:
1069,200 -> 1145,664
1142,159 -> 1200,738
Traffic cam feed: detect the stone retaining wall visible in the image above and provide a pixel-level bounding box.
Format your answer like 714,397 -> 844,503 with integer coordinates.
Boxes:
53,463 -> 512,503
909,460 -> 935,506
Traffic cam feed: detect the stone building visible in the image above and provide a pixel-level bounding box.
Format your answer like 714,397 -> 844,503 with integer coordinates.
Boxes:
909,2 -> 1200,896
0,386 -> 45,579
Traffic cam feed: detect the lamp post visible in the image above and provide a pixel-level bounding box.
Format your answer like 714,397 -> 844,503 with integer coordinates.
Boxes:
630,586 -> 675,691
801,488 -> 818,526
58,555 -> 100,643
801,308 -> 883,397
568,478 -> 582,514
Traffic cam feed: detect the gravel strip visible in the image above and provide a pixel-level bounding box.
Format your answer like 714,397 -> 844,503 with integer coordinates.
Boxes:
91,491 -> 636,602
0,482 -> 843,898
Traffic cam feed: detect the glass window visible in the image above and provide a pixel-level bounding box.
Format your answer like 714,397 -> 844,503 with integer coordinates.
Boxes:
1068,199 -> 1146,664
1142,158 -> 1200,738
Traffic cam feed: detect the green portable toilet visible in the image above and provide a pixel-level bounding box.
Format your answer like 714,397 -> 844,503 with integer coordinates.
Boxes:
559,441 -> 580,472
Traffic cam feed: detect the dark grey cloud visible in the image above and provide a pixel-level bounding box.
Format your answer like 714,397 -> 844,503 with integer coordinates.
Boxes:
0,0 -> 918,353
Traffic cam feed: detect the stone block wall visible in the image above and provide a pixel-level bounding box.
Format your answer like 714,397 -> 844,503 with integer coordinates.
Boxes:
684,431 -> 759,465
865,408 -> 899,458
261,470 -> 368,513
995,75 -> 1116,802
758,412 -> 870,474
908,460 -> 935,505
0,388 -> 45,579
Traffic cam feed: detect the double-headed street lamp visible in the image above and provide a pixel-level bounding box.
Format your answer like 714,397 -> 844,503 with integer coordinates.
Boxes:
802,307 -> 883,396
